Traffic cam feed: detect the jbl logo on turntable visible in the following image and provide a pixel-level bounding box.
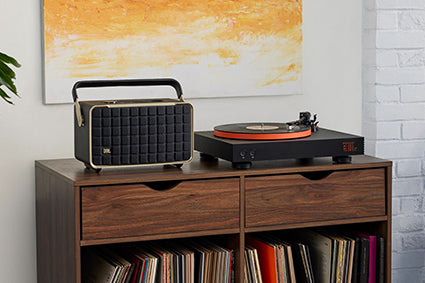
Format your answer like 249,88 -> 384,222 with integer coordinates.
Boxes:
343,142 -> 357,152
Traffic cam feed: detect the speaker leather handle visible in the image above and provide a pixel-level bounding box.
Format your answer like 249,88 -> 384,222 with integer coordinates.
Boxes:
72,78 -> 184,102
72,78 -> 184,128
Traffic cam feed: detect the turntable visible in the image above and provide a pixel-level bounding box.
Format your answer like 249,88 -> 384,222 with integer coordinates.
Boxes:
194,112 -> 364,169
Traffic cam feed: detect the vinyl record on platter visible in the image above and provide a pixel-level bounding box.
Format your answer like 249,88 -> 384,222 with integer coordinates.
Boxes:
214,122 -> 312,140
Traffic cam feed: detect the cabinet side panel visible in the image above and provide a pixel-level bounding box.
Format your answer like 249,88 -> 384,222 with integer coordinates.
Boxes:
36,166 -> 76,283
385,165 -> 392,283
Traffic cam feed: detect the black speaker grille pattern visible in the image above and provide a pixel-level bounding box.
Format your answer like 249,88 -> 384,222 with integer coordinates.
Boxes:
91,105 -> 192,165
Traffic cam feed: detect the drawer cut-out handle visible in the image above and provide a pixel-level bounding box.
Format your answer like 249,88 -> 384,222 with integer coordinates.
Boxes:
143,180 -> 182,191
300,171 -> 332,181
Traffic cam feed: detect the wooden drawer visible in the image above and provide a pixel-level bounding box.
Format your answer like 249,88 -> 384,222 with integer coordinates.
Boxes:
245,168 -> 386,228
81,178 -> 239,240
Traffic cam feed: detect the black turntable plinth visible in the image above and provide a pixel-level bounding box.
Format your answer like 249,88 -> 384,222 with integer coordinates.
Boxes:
194,128 -> 364,169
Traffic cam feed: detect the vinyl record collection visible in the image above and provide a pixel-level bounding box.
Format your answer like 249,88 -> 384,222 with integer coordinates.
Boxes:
82,239 -> 234,283
244,229 -> 385,283
82,228 -> 384,283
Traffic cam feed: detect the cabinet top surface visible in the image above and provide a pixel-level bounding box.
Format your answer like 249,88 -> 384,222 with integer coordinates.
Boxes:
35,153 -> 391,186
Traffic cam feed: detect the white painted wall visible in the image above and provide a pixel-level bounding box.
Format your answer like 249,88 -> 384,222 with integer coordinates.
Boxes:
0,0 -> 362,282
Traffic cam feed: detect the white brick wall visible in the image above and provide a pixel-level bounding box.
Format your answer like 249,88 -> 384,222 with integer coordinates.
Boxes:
363,0 -> 425,281
401,85 -> 425,102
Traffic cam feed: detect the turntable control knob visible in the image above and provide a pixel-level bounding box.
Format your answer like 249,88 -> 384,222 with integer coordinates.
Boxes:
249,150 -> 256,159
240,151 -> 247,159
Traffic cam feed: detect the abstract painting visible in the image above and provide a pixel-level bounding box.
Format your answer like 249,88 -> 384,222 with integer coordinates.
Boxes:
42,0 -> 303,104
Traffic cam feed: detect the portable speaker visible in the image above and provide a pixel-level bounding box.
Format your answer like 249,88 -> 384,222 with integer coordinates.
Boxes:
72,78 -> 193,171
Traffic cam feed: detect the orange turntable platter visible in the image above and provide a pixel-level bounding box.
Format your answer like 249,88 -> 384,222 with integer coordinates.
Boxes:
213,123 -> 312,140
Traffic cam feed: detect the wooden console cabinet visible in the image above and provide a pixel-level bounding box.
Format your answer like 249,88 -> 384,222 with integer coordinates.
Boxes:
35,154 -> 392,282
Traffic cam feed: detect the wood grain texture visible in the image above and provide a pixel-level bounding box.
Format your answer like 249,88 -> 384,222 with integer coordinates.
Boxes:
36,166 -> 77,283
245,168 -> 386,228
35,153 -> 392,187
81,178 -> 240,240
35,155 -> 392,283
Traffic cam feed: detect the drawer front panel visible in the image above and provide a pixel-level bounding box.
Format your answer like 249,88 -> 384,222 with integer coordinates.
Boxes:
245,168 -> 386,228
81,178 -> 239,240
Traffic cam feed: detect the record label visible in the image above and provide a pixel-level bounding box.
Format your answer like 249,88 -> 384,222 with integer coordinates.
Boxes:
245,125 -> 279,131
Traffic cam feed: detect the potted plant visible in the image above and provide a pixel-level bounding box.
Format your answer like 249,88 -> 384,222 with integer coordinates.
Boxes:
0,52 -> 21,104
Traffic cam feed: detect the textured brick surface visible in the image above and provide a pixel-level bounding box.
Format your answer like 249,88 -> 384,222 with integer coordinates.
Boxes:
392,178 -> 423,196
377,11 -> 398,29
393,215 -> 424,232
377,50 -> 399,67
392,251 -> 425,269
398,50 -> 425,67
363,0 -> 425,278
400,197 -> 422,213
376,0 -> 425,9
376,85 -> 400,102
399,11 -> 425,30
392,269 -> 423,283
376,30 -> 425,48
397,159 -> 422,176
402,121 -> 425,139
401,85 -> 425,102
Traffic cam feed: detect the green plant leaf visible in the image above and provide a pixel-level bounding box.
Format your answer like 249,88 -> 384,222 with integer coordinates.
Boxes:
0,69 -> 17,95
0,60 -> 16,80
0,52 -> 21,68
0,52 -> 21,104
0,87 -> 11,99
0,88 -> 13,104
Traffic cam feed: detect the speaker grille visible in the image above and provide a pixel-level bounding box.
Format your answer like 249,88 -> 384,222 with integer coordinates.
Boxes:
91,105 -> 192,165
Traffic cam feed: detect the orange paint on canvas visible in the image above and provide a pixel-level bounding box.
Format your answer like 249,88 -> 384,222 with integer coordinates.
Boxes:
43,0 -> 302,98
